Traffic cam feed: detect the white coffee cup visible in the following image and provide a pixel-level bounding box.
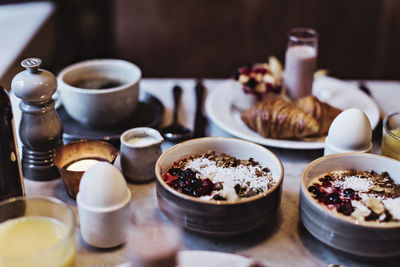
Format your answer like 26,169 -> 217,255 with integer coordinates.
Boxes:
57,59 -> 141,127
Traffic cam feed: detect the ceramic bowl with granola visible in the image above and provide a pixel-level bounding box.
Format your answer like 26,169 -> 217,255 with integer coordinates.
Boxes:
155,137 -> 283,236
300,152 -> 400,258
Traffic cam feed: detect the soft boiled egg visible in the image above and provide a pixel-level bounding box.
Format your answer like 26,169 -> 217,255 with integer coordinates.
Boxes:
78,162 -> 130,208
324,108 -> 372,155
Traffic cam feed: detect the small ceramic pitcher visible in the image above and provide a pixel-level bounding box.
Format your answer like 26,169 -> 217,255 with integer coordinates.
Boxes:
120,127 -> 163,182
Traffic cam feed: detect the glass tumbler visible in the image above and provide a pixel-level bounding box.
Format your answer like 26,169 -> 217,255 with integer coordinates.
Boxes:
126,199 -> 181,267
284,27 -> 318,100
381,112 -> 400,160
0,196 -> 76,267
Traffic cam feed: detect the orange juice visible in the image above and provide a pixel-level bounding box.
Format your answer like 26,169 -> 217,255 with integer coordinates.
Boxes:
382,128 -> 400,160
0,216 -> 75,267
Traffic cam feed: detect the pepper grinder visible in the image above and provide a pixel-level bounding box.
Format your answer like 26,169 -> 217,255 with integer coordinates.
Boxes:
11,58 -> 63,180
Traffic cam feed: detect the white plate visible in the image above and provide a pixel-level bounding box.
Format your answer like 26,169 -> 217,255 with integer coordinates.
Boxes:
206,77 -> 380,150
114,251 -> 257,267
178,250 -> 254,267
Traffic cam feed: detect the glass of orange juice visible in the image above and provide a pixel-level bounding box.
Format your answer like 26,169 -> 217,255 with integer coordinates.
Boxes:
0,196 -> 76,267
381,112 -> 400,160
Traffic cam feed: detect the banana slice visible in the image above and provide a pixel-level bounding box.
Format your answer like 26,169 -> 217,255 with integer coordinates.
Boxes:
268,56 -> 283,78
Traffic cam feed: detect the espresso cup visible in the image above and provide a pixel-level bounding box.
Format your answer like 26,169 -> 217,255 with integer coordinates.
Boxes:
57,59 -> 141,127
120,127 -> 163,182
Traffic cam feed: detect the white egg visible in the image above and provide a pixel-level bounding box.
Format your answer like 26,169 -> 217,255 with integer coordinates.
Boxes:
325,108 -> 372,152
79,162 -> 129,208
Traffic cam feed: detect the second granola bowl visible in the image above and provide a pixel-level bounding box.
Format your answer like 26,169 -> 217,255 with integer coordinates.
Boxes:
155,137 -> 284,236
300,153 -> 400,258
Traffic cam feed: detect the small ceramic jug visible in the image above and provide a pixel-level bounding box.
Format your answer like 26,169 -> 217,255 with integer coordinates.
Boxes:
120,127 -> 163,182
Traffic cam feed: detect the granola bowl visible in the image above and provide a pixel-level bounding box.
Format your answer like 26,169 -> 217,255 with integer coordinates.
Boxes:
300,152 -> 400,258
155,137 -> 284,236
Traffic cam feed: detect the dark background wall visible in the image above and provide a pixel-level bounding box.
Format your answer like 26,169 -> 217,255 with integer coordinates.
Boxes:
48,0 -> 400,79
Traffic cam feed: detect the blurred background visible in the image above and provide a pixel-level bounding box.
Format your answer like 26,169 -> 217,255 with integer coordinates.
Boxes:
1,0 -> 399,89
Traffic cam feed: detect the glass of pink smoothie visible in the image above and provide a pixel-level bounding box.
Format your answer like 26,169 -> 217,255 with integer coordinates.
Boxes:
284,27 -> 318,100
127,200 -> 181,267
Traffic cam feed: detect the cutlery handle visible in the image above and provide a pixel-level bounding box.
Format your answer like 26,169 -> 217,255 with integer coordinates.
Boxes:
194,80 -> 207,138
172,85 -> 182,123
358,81 -> 371,96
195,80 -> 204,115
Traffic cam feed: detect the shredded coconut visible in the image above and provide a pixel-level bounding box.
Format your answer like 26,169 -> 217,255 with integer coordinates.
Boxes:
334,176 -> 373,192
184,157 -> 273,192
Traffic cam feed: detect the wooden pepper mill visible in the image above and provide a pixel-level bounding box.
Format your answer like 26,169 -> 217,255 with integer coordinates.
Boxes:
11,58 -> 63,181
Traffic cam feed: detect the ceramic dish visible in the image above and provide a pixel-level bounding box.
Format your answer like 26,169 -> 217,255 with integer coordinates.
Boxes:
155,137 -> 284,236
206,77 -> 379,150
58,59 -> 141,127
58,92 -> 164,143
299,153 -> 400,258
178,250 -> 254,267
116,250 -> 257,267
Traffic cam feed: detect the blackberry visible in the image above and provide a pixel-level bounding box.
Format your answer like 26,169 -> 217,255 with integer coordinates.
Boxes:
343,188 -> 355,197
181,168 -> 197,179
327,192 -> 342,204
308,185 -> 319,194
319,175 -> 333,182
182,187 -> 195,196
245,78 -> 257,89
195,178 -> 214,196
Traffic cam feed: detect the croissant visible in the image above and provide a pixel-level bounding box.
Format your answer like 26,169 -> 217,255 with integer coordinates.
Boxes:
294,95 -> 341,136
240,97 -> 320,139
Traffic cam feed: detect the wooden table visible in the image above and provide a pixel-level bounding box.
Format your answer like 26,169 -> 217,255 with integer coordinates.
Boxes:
12,78 -> 400,266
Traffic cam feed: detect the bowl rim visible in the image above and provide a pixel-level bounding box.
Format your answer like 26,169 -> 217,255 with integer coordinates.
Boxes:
301,152 -> 400,229
57,58 -> 142,94
155,137 -> 284,206
53,139 -> 119,171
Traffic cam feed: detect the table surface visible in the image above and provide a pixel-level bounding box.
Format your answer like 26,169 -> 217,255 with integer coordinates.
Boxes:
11,78 -> 400,267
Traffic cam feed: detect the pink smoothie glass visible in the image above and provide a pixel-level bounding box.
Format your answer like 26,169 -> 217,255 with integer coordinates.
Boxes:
284,27 -> 318,100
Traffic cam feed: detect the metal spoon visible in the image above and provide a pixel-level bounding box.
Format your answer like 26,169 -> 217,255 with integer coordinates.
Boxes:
161,85 -> 192,141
